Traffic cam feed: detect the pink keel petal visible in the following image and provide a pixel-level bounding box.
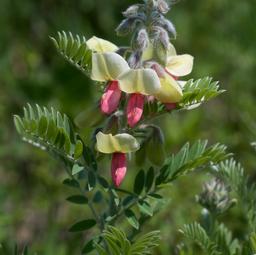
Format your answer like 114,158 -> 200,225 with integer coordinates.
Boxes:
111,153 -> 127,187
101,81 -> 122,114
127,93 -> 144,128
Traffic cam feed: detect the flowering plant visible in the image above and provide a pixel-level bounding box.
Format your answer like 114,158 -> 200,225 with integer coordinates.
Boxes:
14,0 -> 256,254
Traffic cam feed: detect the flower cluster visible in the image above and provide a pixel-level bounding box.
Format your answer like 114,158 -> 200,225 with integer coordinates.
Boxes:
197,178 -> 236,215
85,0 -> 194,187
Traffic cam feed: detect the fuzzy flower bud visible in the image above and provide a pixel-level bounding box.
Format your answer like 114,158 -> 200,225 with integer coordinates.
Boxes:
127,93 -> 145,127
123,4 -> 140,18
197,178 -> 237,215
156,0 -> 170,14
128,51 -> 142,69
151,26 -> 170,65
158,18 -> 176,37
116,18 -> 137,37
132,28 -> 149,51
154,26 -> 170,49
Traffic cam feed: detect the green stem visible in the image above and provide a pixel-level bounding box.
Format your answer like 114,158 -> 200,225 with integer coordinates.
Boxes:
65,167 -> 104,232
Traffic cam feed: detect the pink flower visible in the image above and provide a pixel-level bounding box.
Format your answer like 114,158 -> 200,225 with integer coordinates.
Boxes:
126,93 -> 145,127
111,153 -> 127,187
100,81 -> 122,114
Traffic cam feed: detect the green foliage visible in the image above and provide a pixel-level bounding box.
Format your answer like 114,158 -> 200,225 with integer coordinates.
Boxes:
50,31 -> 92,76
5,0 -> 255,254
213,223 -> 240,255
212,159 -> 256,231
13,104 -> 83,164
95,226 -> 160,255
109,140 -> 230,233
178,77 -> 225,110
181,157 -> 256,255
162,140 -> 229,182
66,195 -> 88,204
68,219 -> 96,232
180,222 -> 220,255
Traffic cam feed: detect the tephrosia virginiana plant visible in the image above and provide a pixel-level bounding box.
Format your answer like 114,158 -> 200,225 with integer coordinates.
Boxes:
16,0 -> 256,254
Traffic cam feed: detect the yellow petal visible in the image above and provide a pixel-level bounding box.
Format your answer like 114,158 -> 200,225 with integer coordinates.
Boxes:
96,132 -> 140,154
167,42 -> 177,56
166,54 -> 194,77
86,36 -> 118,53
154,73 -> 183,103
142,42 -> 177,61
117,69 -> 161,95
142,43 -> 154,61
91,52 -> 130,82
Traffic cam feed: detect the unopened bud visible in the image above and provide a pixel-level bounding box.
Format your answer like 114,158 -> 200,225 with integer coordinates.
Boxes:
158,18 -> 176,37
157,26 -> 170,49
152,26 -> 170,65
154,40 -> 168,66
157,0 -> 170,14
132,28 -> 149,51
116,18 -> 137,37
146,126 -> 166,166
197,178 -> 237,215
128,51 -> 142,69
123,4 -> 140,18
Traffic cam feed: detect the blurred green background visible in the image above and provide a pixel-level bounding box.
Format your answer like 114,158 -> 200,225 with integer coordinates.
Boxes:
0,0 -> 256,254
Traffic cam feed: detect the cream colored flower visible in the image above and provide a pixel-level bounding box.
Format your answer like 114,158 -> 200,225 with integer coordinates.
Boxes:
166,54 -> 194,77
91,52 -> 130,82
86,36 -> 118,53
154,72 -> 183,103
117,69 -> 161,95
96,132 -> 140,154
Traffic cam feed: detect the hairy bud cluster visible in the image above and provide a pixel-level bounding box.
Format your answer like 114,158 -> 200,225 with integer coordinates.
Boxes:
116,0 -> 176,59
197,178 -> 236,215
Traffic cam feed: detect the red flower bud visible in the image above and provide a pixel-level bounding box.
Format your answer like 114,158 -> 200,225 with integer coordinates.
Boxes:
101,81 -> 122,115
111,153 -> 127,187
127,93 -> 144,127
